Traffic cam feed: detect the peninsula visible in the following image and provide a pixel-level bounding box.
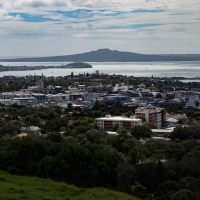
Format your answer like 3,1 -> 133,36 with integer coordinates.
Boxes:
0,62 -> 92,72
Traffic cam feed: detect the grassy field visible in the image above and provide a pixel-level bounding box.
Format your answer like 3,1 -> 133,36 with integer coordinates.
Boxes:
0,171 -> 138,200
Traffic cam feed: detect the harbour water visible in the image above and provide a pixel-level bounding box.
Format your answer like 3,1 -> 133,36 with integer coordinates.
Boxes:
0,61 -> 200,78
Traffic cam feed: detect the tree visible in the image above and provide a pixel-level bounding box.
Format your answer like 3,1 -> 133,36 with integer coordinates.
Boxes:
113,123 -> 119,132
131,184 -> 149,199
155,93 -> 162,98
146,122 -> 158,129
0,121 -> 21,136
46,132 -> 62,143
152,161 -> 168,190
116,163 -> 136,193
173,190 -> 196,200
74,125 -> 91,136
170,126 -> 200,140
121,111 -> 133,117
154,181 -> 179,198
68,103 -> 72,110
131,125 -> 152,139
127,147 -> 140,164
116,127 -> 127,135
85,129 -> 107,143
178,119 -> 183,124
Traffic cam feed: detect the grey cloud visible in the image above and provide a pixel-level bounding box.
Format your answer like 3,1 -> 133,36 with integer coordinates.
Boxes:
87,23 -> 94,29
11,0 -> 67,9
30,1 -> 46,8
78,10 -> 94,18
30,1 -> 66,8
87,23 -> 93,28
170,28 -> 186,32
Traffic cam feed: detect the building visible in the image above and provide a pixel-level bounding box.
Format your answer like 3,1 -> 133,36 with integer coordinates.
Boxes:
186,95 -> 200,109
0,92 -> 15,99
20,126 -> 41,134
32,93 -> 46,102
70,92 -> 84,101
96,94 -> 129,106
13,97 -> 37,106
46,93 -> 70,102
96,114 -> 142,131
135,105 -> 166,128
35,80 -> 44,90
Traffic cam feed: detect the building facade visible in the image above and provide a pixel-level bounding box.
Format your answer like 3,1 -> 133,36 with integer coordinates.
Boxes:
135,105 -> 166,128
96,114 -> 142,131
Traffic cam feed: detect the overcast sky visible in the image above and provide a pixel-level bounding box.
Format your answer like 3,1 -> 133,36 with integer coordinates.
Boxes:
0,0 -> 200,57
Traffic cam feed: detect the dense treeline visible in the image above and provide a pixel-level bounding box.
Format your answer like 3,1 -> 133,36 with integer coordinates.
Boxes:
0,135 -> 120,188
0,104 -> 200,199
0,133 -> 200,199
0,81 -> 36,92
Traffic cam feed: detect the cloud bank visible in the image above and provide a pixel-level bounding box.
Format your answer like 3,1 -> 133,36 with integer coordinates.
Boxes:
0,0 -> 200,56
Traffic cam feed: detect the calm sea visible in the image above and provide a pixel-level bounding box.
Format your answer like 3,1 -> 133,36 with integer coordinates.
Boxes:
0,61 -> 200,79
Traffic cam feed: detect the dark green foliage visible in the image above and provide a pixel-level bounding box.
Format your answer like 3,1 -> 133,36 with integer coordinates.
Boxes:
154,181 -> 179,198
116,163 -> 136,192
0,103 -> 200,199
173,189 -> 197,200
85,129 -> 107,143
178,177 -> 200,198
0,136 -> 121,189
175,147 -> 200,178
0,120 -> 21,136
136,163 -> 156,190
165,142 -> 185,160
113,123 -> 119,131
170,126 -> 200,140
131,125 -> 152,139
185,107 -> 200,120
45,117 -> 68,132
131,184 -> 149,199
152,161 -> 169,190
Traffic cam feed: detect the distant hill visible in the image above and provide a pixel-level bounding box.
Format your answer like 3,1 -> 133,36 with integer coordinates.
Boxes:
0,171 -> 138,200
1,48 -> 200,62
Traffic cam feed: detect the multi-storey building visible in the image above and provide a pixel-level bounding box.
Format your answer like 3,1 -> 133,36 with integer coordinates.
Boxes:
96,114 -> 142,131
135,105 -> 166,128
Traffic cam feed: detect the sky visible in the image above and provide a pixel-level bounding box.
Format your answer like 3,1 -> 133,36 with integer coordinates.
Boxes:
0,0 -> 200,58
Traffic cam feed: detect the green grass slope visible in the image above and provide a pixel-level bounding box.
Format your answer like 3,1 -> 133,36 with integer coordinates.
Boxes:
0,171 -> 138,200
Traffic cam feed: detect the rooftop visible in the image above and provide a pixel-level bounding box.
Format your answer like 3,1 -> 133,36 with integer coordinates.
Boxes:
96,115 -> 141,122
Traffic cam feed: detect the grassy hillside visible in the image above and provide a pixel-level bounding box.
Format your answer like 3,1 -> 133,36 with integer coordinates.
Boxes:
0,171 -> 138,200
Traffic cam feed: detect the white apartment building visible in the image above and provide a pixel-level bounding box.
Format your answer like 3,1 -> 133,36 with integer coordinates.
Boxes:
96,114 -> 142,131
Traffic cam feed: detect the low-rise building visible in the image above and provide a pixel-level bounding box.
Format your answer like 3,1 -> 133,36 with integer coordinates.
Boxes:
20,126 -> 41,134
32,93 -> 46,102
14,97 -> 37,106
46,93 -> 70,102
96,114 -> 142,131
0,92 -> 15,99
